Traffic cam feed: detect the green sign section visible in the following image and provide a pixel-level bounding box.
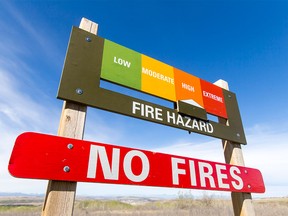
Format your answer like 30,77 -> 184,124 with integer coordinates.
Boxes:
101,40 -> 141,90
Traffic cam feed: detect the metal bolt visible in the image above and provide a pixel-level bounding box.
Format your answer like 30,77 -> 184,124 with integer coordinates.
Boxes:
236,133 -> 240,137
228,94 -> 232,98
244,170 -> 248,174
63,166 -> 70,172
248,184 -> 251,189
85,37 -> 92,42
76,88 -> 83,95
67,144 -> 74,149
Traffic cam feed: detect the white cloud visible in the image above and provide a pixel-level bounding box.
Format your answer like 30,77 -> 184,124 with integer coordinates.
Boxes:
152,139 -> 224,162
84,109 -> 127,145
0,5 -> 115,193
0,66 -> 59,193
243,125 -> 288,189
0,4 -> 62,191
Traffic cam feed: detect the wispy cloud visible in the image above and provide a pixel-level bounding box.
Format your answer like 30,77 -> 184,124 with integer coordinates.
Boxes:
0,2 -> 111,194
1,1 -> 62,64
243,125 -> 288,185
0,2 -> 62,193
0,69 -> 53,129
0,67 -> 59,193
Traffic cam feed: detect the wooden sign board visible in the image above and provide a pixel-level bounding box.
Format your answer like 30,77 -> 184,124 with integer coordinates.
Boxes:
57,27 -> 246,144
8,132 -> 265,193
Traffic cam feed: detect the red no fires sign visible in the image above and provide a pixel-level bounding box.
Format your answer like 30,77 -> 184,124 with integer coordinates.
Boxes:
8,132 -> 265,193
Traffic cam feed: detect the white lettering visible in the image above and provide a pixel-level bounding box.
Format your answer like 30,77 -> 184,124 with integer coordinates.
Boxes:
155,108 -> 163,121
199,162 -> 216,188
184,117 -> 192,128
132,101 -> 141,115
199,120 -> 207,132
182,83 -> 195,92
176,114 -> 185,126
87,145 -> 150,183
132,101 -> 163,121
142,67 -> 174,84
230,167 -> 244,190
166,111 -> 176,124
145,105 -> 155,119
123,150 -> 150,182
192,119 -> 200,130
207,123 -> 214,133
123,60 -> 131,68
215,164 -> 229,189
189,160 -> 197,186
114,56 -> 131,68
87,145 -> 120,180
171,157 -> 186,185
132,102 -> 213,133
203,91 -> 223,103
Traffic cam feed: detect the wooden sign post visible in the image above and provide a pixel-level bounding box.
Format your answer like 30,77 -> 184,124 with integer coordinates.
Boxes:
215,79 -> 255,216
41,18 -> 98,216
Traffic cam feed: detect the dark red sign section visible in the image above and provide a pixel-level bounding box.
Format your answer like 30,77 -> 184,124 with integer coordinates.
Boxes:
8,132 -> 265,193
200,79 -> 227,118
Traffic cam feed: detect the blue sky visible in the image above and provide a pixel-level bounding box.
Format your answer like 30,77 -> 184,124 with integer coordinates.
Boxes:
1,0 -> 288,198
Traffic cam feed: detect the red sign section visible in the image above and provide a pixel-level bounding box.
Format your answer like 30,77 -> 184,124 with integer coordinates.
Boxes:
8,133 -> 264,193
200,79 -> 227,118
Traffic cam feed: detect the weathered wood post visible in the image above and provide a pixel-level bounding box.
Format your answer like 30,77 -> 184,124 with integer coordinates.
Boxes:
41,18 -> 98,216
215,79 -> 255,216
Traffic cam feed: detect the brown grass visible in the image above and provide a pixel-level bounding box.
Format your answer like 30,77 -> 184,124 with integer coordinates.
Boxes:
0,196 -> 287,215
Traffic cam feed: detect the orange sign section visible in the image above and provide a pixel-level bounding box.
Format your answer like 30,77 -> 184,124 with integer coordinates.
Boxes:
141,55 -> 176,101
200,79 -> 227,118
174,68 -> 204,108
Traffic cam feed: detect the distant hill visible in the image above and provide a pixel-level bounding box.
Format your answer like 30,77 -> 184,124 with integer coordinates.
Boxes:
0,192 -> 44,197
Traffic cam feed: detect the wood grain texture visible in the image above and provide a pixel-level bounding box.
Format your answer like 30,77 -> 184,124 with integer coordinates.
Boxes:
215,79 -> 255,216
41,18 -> 98,216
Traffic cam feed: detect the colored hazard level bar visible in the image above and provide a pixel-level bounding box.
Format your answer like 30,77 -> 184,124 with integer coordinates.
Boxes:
101,38 -> 227,118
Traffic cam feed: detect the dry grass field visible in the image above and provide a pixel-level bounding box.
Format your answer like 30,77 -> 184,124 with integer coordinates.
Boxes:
0,195 -> 287,215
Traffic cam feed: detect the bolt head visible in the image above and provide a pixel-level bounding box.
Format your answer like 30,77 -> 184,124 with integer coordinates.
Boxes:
63,166 -> 70,172
67,144 -> 74,149
76,88 -> 83,95
85,37 -> 92,42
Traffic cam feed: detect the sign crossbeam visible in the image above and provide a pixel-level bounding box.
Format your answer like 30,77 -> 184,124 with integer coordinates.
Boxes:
57,27 -> 246,144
